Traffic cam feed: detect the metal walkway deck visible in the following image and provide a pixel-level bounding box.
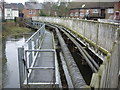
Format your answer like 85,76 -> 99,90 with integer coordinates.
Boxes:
29,31 -> 55,83
18,24 -> 60,88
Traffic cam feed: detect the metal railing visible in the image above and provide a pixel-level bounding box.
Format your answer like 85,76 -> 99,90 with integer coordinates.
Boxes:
24,49 -> 56,86
18,24 -> 45,88
18,24 -> 60,88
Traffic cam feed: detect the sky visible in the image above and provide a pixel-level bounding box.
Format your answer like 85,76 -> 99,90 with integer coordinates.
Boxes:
4,0 -> 59,4
4,0 -> 120,4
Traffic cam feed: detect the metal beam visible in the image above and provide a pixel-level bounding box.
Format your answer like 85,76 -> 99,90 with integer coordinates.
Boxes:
28,67 -> 54,69
18,47 -> 24,88
25,49 -> 55,52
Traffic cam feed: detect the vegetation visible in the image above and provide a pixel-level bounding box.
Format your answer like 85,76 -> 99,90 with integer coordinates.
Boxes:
2,21 -> 32,37
42,2 -> 70,17
39,10 -> 49,16
51,2 -> 69,17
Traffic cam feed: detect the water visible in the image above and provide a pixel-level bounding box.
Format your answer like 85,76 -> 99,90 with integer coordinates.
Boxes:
2,34 -> 34,88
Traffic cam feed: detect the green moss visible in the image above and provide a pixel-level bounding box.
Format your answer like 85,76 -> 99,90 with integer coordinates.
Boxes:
83,85 -> 91,88
58,24 -> 109,55
106,53 -> 111,62
2,21 -> 32,37
37,19 -> 112,55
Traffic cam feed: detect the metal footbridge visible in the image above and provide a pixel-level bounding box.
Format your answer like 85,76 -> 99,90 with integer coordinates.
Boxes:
18,24 -> 60,88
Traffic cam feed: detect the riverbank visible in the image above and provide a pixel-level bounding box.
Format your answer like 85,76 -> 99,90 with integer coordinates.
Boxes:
1,21 -> 34,88
2,21 -> 32,38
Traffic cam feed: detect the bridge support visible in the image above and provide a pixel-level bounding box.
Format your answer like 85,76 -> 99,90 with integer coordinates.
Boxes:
18,47 -> 25,88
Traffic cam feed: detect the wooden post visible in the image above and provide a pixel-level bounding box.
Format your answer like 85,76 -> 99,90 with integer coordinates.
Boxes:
18,47 -> 24,88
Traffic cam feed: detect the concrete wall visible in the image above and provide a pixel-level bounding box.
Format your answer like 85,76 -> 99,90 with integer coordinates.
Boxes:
32,17 -> 119,52
90,38 -> 119,88
32,17 -> 120,88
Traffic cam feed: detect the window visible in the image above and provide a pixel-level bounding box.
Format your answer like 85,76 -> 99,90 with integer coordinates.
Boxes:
70,13 -> 74,16
86,10 -> 90,15
29,10 -> 32,14
33,10 -> 36,14
107,9 -> 114,13
7,9 -> 10,12
7,14 -> 10,17
75,12 -> 79,16
29,10 -> 36,14
80,13 -> 84,16
92,9 -> 99,13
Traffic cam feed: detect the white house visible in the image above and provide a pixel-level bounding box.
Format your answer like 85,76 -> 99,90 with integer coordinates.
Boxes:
5,3 -> 19,20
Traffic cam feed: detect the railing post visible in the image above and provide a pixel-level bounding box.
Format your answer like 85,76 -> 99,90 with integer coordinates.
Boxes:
28,41 -> 32,67
18,47 -> 24,88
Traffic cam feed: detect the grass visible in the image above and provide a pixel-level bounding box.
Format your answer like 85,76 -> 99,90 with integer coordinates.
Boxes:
2,21 -> 32,37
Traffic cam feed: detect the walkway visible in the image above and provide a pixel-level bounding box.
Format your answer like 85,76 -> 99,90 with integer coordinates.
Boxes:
18,25 -> 60,88
29,31 -> 55,83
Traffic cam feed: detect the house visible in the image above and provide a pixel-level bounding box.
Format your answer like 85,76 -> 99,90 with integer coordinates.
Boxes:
18,3 -> 24,11
69,2 -> 115,19
23,1 -> 43,18
114,1 -> 120,11
18,3 -> 24,18
4,3 -> 19,20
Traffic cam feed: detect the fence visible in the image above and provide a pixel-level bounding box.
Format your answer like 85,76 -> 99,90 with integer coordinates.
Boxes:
18,24 -> 45,88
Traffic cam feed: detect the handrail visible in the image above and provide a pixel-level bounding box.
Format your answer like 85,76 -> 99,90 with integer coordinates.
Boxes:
18,23 -> 45,88
24,24 -> 45,45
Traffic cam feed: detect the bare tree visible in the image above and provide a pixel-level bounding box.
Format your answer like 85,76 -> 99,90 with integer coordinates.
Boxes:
0,0 -> 5,21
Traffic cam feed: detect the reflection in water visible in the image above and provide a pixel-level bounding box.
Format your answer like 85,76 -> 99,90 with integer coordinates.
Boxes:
2,33 -> 33,88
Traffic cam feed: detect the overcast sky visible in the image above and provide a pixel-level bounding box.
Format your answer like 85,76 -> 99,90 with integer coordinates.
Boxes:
4,0 -> 119,4
4,0 -> 59,4
4,0 -> 44,4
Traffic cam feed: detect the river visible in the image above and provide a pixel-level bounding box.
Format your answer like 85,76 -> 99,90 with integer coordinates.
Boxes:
2,33 -> 34,88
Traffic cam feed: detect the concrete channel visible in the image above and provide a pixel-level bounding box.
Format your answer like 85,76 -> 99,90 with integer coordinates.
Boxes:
31,18 -> 120,88
19,22 -> 114,89
46,23 -> 104,88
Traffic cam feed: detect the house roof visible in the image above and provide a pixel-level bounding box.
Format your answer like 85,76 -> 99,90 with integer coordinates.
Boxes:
18,3 -> 24,10
25,2 -> 43,10
5,3 -> 19,10
4,4 -> 11,8
68,2 -> 114,9
11,3 -> 19,10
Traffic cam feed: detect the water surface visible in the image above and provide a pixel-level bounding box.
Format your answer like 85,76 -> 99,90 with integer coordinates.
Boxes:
2,33 -> 34,88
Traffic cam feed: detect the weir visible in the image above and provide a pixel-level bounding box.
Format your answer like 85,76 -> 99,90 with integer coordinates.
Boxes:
18,17 -> 120,88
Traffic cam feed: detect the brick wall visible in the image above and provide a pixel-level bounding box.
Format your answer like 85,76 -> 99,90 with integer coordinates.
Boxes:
23,9 -> 39,18
70,9 -> 102,19
114,2 -> 120,11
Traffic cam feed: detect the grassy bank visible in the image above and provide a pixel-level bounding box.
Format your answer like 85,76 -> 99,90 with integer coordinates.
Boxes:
2,21 -> 32,37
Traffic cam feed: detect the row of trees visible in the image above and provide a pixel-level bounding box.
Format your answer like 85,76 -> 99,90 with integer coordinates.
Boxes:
40,1 -> 70,17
